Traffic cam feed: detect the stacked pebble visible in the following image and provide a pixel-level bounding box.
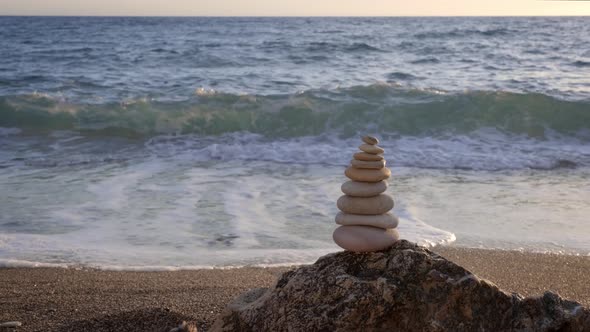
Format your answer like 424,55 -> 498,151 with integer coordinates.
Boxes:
332,136 -> 400,252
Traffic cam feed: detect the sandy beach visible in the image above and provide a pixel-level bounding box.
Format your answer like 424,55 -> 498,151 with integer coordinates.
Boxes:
1,247 -> 589,332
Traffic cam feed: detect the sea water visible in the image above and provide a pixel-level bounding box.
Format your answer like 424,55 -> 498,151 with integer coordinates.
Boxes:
0,17 -> 589,269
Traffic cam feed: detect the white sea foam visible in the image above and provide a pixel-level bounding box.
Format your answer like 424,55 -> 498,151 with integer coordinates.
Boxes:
2,131 -> 589,269
0,161 -> 457,270
396,217 -> 457,248
145,130 -> 590,171
0,259 -> 70,269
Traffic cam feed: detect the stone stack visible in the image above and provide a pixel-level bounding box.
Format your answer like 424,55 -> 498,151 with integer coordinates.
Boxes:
332,136 -> 399,252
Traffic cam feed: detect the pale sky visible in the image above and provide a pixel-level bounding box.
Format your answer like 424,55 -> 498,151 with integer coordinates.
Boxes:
0,0 -> 589,16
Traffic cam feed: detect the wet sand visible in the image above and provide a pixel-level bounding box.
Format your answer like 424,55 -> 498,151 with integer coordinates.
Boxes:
1,247 -> 589,331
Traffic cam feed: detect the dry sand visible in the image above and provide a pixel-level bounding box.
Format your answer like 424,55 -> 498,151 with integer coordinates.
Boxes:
1,247 -> 589,331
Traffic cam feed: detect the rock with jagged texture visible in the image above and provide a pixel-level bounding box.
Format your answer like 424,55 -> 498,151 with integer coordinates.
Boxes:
211,241 -> 590,332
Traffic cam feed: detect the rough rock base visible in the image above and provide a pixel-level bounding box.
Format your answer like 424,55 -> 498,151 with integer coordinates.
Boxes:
212,241 -> 590,332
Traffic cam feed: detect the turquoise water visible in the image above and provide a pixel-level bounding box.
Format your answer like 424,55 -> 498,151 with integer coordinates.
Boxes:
0,17 -> 589,268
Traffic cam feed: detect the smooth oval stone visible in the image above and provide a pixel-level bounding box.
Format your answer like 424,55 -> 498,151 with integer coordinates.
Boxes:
353,152 -> 383,161
335,212 -> 399,229
333,225 -> 399,252
341,180 -> 387,197
345,166 -> 390,182
362,135 -> 379,145
351,159 -> 386,169
359,144 -> 384,155
337,194 -> 394,215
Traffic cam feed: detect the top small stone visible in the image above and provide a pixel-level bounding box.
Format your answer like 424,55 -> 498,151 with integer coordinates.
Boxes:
362,135 -> 379,145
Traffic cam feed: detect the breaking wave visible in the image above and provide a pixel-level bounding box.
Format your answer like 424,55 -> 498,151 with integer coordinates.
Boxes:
1,85 -> 589,140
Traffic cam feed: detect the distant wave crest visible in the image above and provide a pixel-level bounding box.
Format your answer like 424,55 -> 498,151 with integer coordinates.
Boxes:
572,60 -> 590,67
386,72 -> 421,81
1,85 -> 589,140
414,28 -> 515,39
305,41 -> 383,53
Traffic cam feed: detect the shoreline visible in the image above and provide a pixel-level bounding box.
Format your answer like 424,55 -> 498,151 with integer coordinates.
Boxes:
1,247 -> 589,331
2,249 -> 588,275
2,244 -> 588,271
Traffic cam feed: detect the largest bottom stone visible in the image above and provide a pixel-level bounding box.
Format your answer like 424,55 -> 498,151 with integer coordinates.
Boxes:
333,225 -> 399,252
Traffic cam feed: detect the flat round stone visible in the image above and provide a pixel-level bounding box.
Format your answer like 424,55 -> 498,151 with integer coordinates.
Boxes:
333,225 -> 399,252
362,135 -> 379,145
335,212 -> 399,229
337,194 -> 394,215
359,144 -> 384,155
353,152 -> 383,161
351,159 -> 386,169
345,166 -> 390,182
341,180 -> 387,197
